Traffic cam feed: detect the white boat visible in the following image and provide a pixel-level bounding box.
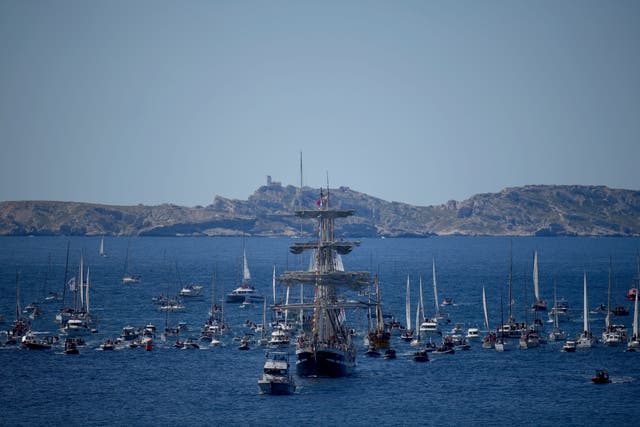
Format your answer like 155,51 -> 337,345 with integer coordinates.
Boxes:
179,284 -> 203,297
562,340 -> 577,352
547,278 -> 566,342
576,271 -> 597,348
602,261 -> 627,346
226,249 -> 263,303
419,274 -> 440,336
122,241 -> 141,284
269,329 -> 290,347
258,351 -> 296,395
465,327 -> 481,341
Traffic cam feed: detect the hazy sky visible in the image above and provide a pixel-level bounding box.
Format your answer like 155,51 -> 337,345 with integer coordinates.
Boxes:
1,1 -> 638,207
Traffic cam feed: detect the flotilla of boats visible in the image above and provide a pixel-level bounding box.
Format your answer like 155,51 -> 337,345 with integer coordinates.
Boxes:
1,191 -> 639,397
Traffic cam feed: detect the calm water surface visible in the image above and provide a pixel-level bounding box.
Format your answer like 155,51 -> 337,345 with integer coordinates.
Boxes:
1,236 -> 639,426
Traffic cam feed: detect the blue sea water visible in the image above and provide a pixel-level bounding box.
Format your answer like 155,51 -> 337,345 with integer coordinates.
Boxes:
1,236 -> 639,426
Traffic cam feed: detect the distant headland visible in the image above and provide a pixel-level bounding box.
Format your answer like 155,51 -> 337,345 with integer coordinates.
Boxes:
1,183 -> 639,237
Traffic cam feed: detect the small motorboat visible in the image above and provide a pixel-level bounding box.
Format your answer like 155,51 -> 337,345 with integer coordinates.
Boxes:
258,351 -> 296,395
383,348 -> 396,359
64,337 -> 80,355
412,349 -> 429,362
591,370 -> 611,384
364,344 -> 381,357
561,340 -> 577,352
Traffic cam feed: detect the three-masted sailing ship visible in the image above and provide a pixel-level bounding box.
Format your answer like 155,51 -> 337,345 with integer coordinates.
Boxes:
278,189 -> 370,377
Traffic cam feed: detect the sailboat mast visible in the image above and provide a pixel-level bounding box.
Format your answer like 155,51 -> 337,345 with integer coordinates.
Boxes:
508,241 -> 513,322
405,275 -> 411,331
583,271 -> 589,334
432,258 -> 439,318
61,241 -> 70,308
606,258 -> 612,329
85,266 -> 90,314
533,250 -> 540,302
419,274 -> 425,321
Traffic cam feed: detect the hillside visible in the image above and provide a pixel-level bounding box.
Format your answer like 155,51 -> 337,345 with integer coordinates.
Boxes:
0,184 -> 638,237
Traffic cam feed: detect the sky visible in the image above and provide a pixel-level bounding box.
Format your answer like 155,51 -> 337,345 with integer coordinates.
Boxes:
1,1 -> 638,207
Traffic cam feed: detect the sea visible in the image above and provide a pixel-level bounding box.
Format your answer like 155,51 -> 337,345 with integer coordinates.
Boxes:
1,236 -> 639,426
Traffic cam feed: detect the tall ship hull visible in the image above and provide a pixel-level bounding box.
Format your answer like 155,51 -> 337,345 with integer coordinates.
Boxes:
296,347 -> 356,377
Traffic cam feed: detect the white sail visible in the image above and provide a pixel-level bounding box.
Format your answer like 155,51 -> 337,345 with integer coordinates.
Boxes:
482,286 -> 490,331
334,253 -> 344,272
284,286 -> 290,323
99,238 -> 105,256
85,266 -> 90,314
419,275 -> 425,321
583,271 -> 589,333
242,250 -> 251,282
634,291 -> 638,339
533,251 -> 540,302
432,258 -> 440,318
272,265 -> 277,303
79,255 -> 84,309
405,275 -> 411,331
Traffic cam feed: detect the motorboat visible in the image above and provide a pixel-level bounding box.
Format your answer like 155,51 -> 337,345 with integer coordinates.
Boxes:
179,284 -> 204,298
465,327 -> 481,341
591,370 -> 611,384
562,340 -> 577,352
412,348 -> 429,362
21,332 -> 54,350
64,337 -> 80,354
258,351 -> 296,395
383,348 -> 396,359
226,285 -> 263,303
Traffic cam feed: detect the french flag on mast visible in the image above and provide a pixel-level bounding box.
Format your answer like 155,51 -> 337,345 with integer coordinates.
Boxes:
316,189 -> 328,207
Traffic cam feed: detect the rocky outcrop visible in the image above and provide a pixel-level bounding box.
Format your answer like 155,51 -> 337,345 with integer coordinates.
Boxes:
0,184 -> 638,237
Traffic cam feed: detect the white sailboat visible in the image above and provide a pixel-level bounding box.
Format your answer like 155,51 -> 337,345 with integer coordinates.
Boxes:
419,273 -> 440,336
576,271 -> 596,348
531,251 -> 547,311
122,241 -> 141,284
99,237 -> 107,257
400,275 -> 414,341
481,286 -> 496,349
627,291 -> 639,349
602,260 -> 627,346
547,277 -> 566,342
226,248 -> 263,303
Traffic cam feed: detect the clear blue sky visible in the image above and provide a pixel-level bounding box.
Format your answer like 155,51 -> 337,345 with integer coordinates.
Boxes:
1,1 -> 638,207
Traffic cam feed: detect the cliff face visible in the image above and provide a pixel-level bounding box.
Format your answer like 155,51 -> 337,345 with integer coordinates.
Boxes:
1,184 -> 638,237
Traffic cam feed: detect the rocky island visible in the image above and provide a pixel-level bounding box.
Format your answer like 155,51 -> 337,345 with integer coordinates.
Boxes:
0,184 -> 638,237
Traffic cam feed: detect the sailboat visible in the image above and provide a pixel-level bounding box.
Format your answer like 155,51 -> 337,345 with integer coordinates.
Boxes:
226,247 -> 263,303
481,286 -> 496,349
279,187 -> 369,377
627,291 -> 639,350
602,259 -> 627,346
400,275 -> 414,341
367,276 -> 391,349
419,273 -> 440,336
7,271 -> 29,344
122,240 -> 141,284
495,285 -> 507,352
547,277 -> 566,342
99,237 -> 107,257
531,251 -> 547,311
497,242 -> 526,339
576,271 -> 596,348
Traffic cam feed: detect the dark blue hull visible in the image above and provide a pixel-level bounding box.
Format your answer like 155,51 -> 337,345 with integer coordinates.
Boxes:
296,348 -> 355,377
